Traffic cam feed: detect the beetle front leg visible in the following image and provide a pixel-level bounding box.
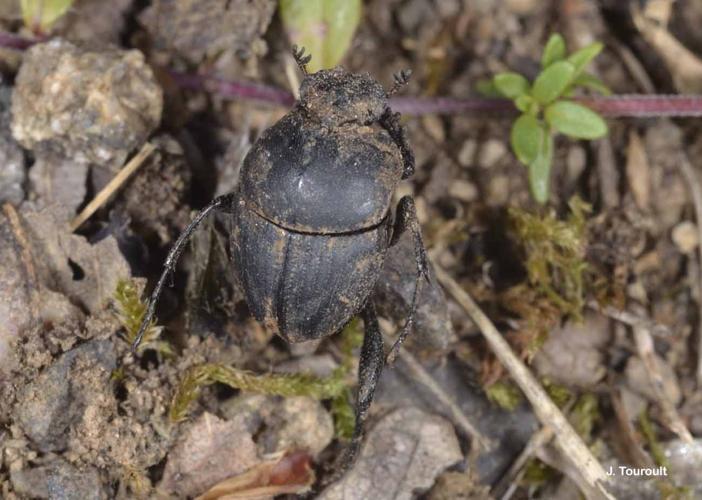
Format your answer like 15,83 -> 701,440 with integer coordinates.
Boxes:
131,193 -> 237,352
379,108 -> 415,179
386,195 -> 430,364
333,302 -> 385,478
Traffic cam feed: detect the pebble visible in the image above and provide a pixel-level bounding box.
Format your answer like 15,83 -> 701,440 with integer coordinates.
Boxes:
448,179 -> 478,202
478,139 -> 507,168
672,221 -> 698,254
457,139 -> 477,167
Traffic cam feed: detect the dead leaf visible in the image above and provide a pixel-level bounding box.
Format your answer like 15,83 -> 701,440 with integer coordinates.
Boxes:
319,407 -> 462,500
196,450 -> 314,500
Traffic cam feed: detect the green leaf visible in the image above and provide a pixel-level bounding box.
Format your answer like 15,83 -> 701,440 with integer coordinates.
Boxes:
20,0 -> 74,32
511,114 -> 543,165
531,61 -> 575,105
567,42 -> 603,76
279,0 -> 362,72
545,101 -> 608,139
528,132 -> 554,204
476,78 -> 502,97
515,94 -> 537,114
541,33 -> 566,68
493,72 -> 529,99
572,73 -> 611,95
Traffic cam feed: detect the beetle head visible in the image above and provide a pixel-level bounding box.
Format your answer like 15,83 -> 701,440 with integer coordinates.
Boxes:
299,67 -> 387,127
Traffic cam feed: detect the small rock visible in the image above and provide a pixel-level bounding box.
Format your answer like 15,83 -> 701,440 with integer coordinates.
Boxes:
486,175 -> 510,206
53,0 -> 133,45
159,412 -> 259,498
0,208 -> 36,373
21,205 -> 131,314
16,340 -> 117,452
671,221 -> 698,254
375,232 -> 453,355
625,355 -> 682,406
626,131 -> 651,211
421,115 -> 445,143
478,139 -> 507,168
0,84 -> 25,205
505,0 -> 541,15
10,458 -> 106,500
533,314 -> 610,389
448,179 -> 478,203
664,439 -> 702,488
566,145 -> 587,185
139,0 -> 276,70
12,39 -> 162,165
427,471 -> 492,500
29,152 -> 89,213
222,394 -> 334,457
457,139 -> 477,167
319,407 -> 462,500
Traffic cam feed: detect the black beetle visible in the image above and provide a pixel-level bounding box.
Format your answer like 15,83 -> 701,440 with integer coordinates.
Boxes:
133,49 -> 429,475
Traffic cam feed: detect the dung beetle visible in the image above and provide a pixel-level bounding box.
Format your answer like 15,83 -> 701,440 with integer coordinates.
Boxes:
133,48 -> 429,474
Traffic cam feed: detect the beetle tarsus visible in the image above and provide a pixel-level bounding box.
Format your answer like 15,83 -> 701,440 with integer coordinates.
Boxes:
386,195 -> 429,364
380,108 -> 415,179
292,45 -> 311,75
389,68 -> 412,95
131,193 -> 236,353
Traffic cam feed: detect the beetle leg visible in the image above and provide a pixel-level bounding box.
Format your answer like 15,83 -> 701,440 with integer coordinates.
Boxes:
386,195 -> 430,364
379,108 -> 415,179
291,45 -> 311,75
333,302 -> 385,479
131,193 -> 237,353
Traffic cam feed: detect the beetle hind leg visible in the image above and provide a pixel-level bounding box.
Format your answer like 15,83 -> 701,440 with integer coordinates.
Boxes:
327,302 -> 384,482
385,195 -> 429,364
131,193 -> 237,352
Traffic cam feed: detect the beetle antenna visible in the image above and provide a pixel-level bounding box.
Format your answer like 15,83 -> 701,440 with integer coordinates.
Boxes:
131,193 -> 236,353
388,69 -> 412,96
292,45 -> 311,75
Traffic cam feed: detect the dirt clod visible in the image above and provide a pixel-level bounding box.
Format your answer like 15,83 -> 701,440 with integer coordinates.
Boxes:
11,39 -> 162,165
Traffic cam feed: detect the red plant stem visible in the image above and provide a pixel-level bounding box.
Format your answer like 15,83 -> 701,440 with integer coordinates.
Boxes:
0,31 -> 38,50
3,31 -> 702,118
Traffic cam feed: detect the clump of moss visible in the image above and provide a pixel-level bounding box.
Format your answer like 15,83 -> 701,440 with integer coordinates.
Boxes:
170,319 -> 364,439
113,279 -> 172,355
486,380 -> 523,411
509,196 -> 590,319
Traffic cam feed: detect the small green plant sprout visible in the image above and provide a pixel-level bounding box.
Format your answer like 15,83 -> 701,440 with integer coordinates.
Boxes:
487,33 -> 610,203
20,0 -> 74,34
279,0 -> 361,73
114,279 -> 172,356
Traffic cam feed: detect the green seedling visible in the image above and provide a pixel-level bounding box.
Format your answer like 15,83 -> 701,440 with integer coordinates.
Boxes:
485,33 -> 609,203
279,0 -> 361,73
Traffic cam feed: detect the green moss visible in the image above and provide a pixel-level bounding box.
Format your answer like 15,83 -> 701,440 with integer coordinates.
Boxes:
542,379 -> 572,409
569,393 -> 599,440
509,197 -> 590,320
486,380 -> 523,411
170,319 -> 364,439
113,279 -> 172,355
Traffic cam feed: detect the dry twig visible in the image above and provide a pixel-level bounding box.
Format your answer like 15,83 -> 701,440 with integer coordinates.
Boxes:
70,143 -> 156,232
395,346 -> 492,452
433,264 -> 614,500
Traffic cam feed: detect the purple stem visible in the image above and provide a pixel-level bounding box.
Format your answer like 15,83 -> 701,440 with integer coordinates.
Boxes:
3,31 -> 702,118
0,31 -> 38,50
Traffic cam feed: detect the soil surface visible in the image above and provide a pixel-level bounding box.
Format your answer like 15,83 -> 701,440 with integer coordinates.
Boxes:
2,0 -> 702,499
